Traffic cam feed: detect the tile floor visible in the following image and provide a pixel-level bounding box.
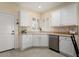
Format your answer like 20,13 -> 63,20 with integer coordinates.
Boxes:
0,48 -> 65,57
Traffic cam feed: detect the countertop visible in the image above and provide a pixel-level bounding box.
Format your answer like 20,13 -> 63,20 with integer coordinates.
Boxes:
21,31 -> 76,37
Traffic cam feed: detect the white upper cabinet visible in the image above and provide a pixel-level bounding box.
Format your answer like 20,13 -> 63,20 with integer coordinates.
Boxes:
20,9 -> 40,27
41,15 -> 51,31
31,17 -> 40,31
20,10 -> 31,26
61,3 -> 78,26
51,3 -> 78,26
51,9 -> 61,26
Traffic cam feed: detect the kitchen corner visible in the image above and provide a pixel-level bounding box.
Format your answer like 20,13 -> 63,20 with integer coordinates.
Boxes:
19,23 -> 78,57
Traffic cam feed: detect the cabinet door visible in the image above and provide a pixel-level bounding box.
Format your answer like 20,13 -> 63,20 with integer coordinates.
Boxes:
21,35 -> 27,50
59,36 -> 76,56
41,18 -> 46,31
51,9 -> 61,26
61,4 -> 77,26
32,35 -> 40,47
21,35 -> 32,50
20,10 -> 30,26
40,35 -> 49,47
27,35 -> 32,47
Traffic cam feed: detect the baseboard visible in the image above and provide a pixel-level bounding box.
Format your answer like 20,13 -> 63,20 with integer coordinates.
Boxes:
33,46 -> 48,48
0,48 -> 15,53
20,46 -> 49,51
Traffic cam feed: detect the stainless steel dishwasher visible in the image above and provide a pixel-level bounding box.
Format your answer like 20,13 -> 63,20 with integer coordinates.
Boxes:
49,35 -> 59,52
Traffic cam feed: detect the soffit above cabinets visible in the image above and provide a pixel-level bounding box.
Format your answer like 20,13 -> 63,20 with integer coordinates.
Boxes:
18,2 -> 63,13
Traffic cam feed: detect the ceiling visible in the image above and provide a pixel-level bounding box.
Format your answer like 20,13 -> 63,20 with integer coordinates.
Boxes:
19,2 -> 63,13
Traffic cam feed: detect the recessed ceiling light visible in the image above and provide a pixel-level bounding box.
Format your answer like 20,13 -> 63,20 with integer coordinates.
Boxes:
38,6 -> 41,8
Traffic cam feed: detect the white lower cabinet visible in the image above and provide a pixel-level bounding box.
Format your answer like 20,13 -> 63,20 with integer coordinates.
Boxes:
32,35 -> 49,47
21,34 -> 49,50
32,35 -> 40,47
59,36 -> 76,57
40,35 -> 49,47
21,35 -> 32,50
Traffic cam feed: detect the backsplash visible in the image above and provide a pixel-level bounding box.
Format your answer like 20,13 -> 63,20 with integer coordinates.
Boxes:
51,25 -> 78,35
19,26 -> 40,34
19,25 -> 78,35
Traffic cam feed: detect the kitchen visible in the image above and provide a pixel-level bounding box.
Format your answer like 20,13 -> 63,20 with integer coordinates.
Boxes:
0,2 -> 79,57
